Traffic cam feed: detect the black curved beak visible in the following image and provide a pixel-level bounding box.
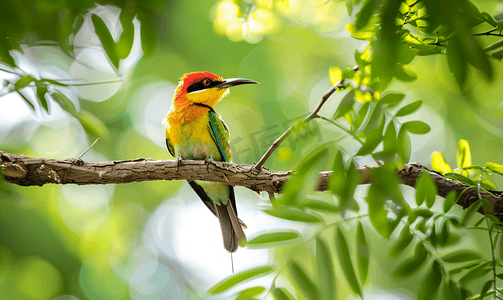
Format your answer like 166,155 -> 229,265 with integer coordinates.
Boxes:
216,78 -> 259,89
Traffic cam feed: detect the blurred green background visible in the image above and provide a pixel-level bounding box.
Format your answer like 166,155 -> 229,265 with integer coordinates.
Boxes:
1,0 -> 503,299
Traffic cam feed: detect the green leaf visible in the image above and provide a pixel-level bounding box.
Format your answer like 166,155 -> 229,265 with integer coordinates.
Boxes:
394,64 -> 418,82
404,34 -> 437,51
14,76 -> 34,90
443,172 -> 476,186
235,287 -> 266,298
329,150 -> 345,196
486,214 -> 500,224
441,250 -> 482,263
263,207 -> 322,223
355,0 -> 379,30
77,110 -> 110,138
117,9 -> 135,60
443,191 -> 457,213
288,262 -> 319,300
346,23 -> 375,40
366,163 -> 405,238
302,199 -> 338,212
74,14 -> 85,35
92,14 -> 119,69
44,79 -> 69,87
207,266 -> 275,294
446,215 -> 461,228
383,121 -> 397,153
457,139 -> 471,170
346,0 -> 353,15
59,10 -> 76,56
16,90 -> 35,111
271,287 -> 294,300
486,162 -> 503,175
437,219 -> 450,247
481,12 -> 497,27
443,280 -> 462,299
389,225 -> 413,257
460,200 -> 482,227
479,176 -> 496,190
138,11 -> 157,58
329,67 -> 342,85
335,228 -> 362,296
0,34 -> 16,67
35,81 -> 48,112
449,261 -> 481,275
352,102 -> 369,131
431,152 -> 453,174
316,237 -> 336,300
51,91 -> 77,117
415,172 -> 438,208
447,37 -> 467,88
247,231 -> 301,248
395,100 -> 422,117
333,90 -> 355,119
428,223 -> 437,247
483,39 -> 503,52
355,44 -> 372,65
360,103 -> 383,134
396,42 -> 417,65
417,261 -> 442,300
356,221 -> 369,285
397,127 -> 411,164
343,67 -> 356,79
408,208 -> 434,221
394,242 -> 428,278
459,261 -> 492,286
415,218 -> 426,234
355,120 -> 384,156
281,143 -> 331,205
329,151 -> 359,213
479,279 -> 493,299
340,161 -> 361,213
492,48 -> 503,60
402,121 -> 430,134
457,165 -> 484,171
498,233 -> 503,261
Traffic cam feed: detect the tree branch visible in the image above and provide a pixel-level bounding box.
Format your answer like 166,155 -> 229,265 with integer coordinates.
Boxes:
1,151 -> 503,220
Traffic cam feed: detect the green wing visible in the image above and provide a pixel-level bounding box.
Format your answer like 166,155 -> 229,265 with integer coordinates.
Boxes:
166,137 -> 175,157
207,111 -> 231,162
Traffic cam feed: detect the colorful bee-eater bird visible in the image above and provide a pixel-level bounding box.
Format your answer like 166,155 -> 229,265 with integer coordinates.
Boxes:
163,72 -> 259,252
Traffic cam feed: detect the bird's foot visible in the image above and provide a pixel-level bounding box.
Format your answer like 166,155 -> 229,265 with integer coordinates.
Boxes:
176,157 -> 184,172
205,157 -> 214,172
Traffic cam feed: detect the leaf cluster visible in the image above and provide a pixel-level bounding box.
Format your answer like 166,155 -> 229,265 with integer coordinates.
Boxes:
0,1 -> 160,138
345,0 -> 502,89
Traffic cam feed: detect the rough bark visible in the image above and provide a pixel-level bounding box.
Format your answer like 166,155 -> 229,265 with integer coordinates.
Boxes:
1,151 -> 502,220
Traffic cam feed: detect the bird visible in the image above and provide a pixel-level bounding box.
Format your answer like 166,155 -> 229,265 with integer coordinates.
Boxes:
163,72 -> 259,252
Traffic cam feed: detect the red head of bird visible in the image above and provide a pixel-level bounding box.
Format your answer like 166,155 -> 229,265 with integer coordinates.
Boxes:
165,71 -> 258,125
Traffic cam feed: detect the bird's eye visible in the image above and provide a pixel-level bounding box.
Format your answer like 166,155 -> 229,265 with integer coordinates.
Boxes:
203,79 -> 211,86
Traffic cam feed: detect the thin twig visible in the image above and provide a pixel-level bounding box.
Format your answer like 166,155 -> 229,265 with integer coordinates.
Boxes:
78,138 -> 100,160
254,66 -> 359,171
474,29 -> 499,36
59,79 -> 123,87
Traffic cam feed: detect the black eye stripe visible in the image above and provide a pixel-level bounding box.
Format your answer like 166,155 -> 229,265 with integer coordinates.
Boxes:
187,79 -> 223,93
